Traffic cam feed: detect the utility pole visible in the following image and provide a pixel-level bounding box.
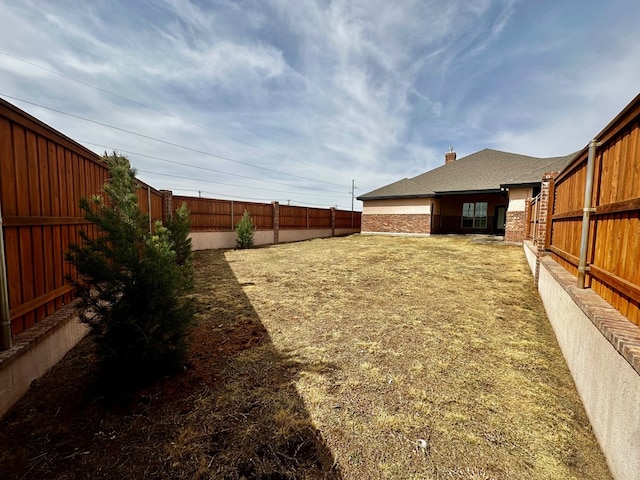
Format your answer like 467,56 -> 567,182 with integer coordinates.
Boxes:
351,179 -> 357,228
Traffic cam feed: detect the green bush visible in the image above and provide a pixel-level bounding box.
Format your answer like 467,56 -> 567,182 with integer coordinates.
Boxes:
236,209 -> 255,249
67,152 -> 194,380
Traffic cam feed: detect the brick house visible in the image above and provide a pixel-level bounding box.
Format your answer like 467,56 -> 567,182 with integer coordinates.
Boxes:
357,148 -> 575,242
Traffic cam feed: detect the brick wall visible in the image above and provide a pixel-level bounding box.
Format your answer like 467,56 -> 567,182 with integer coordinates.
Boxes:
505,210 -> 526,242
535,172 -> 556,249
160,190 -> 173,222
524,198 -> 532,239
361,214 -> 431,234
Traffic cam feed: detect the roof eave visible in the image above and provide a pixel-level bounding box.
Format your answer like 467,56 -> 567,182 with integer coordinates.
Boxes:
499,182 -> 540,189
433,188 -> 502,196
358,193 -> 436,201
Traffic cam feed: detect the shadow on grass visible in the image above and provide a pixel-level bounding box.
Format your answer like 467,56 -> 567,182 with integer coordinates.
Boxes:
0,249 -> 342,479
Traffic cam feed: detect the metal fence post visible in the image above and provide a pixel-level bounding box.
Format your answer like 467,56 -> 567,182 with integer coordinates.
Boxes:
147,185 -> 152,232
577,139 -> 600,289
532,194 -> 540,245
0,200 -> 12,350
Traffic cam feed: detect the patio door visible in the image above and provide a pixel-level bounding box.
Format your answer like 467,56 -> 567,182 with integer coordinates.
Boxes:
495,206 -> 506,233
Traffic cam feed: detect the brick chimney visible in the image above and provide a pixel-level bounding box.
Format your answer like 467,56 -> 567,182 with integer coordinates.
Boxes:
445,146 -> 456,165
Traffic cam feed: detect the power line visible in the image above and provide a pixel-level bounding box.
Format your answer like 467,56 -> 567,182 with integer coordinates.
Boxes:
135,169 -> 349,198
78,140 -> 347,194
167,188 -> 350,209
0,93 -> 348,188
0,50 -> 338,176
200,192 -> 347,208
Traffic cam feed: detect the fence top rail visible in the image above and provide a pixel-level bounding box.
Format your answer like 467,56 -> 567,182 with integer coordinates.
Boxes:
1,98 -> 165,198
173,196 -> 272,207
136,180 -> 164,196
170,195 -> 361,215
555,92 -> 640,184
0,98 -> 105,168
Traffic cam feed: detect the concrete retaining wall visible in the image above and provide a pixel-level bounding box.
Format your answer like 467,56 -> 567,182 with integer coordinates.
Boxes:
523,240 -> 537,276
189,229 -> 359,251
0,303 -> 88,418
534,255 -> 640,480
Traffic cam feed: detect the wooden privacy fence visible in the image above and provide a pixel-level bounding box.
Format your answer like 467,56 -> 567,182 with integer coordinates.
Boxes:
0,99 -> 362,343
172,195 -> 360,232
335,209 -> 359,229
280,205 -> 331,229
525,194 -> 541,242
174,196 -> 274,231
548,94 -> 640,325
0,100 -> 165,339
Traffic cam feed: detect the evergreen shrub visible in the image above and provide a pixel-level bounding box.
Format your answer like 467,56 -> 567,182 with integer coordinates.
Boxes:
67,152 -> 194,380
236,209 -> 255,249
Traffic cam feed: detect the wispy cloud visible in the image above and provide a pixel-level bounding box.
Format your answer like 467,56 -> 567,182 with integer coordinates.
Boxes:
0,0 -> 638,206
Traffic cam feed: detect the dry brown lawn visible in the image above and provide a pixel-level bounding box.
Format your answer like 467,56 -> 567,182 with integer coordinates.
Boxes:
217,234 -> 610,479
0,234 -> 612,479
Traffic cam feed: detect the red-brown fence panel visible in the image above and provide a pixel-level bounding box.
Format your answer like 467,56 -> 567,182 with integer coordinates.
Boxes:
174,197 -> 275,231
307,207 -> 331,229
335,209 -> 356,228
0,100 -> 167,337
548,95 -> 640,325
549,155 -> 587,276
137,183 -> 165,225
588,117 -> 640,325
0,101 -> 108,335
174,196 -> 233,231
231,201 -> 273,230
526,195 -> 540,243
280,205 -> 308,229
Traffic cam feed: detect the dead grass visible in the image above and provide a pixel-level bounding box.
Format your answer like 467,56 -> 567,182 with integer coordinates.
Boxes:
218,234 -> 611,479
0,234 -> 612,479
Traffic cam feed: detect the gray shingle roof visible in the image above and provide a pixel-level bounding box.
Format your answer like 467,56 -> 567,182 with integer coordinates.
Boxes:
358,149 -> 576,200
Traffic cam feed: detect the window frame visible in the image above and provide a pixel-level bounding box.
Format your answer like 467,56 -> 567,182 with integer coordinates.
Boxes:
461,202 -> 488,229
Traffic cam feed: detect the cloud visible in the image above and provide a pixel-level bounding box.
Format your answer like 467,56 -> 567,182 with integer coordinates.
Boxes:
0,0 -> 638,208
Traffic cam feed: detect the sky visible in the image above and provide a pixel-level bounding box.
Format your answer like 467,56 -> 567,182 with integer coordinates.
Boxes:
1,1 -> 639,211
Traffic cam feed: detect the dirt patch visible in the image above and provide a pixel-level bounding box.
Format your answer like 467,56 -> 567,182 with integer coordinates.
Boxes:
0,249 -> 339,479
0,235 -> 611,479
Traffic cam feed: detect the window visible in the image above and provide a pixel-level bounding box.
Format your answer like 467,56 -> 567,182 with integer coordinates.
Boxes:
462,202 -> 488,228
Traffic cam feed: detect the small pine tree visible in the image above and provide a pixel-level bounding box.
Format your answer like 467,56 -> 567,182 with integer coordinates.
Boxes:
67,152 -> 194,380
236,209 -> 255,249
165,202 -> 193,269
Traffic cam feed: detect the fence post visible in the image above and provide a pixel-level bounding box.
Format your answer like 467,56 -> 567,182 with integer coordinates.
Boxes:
532,196 -> 539,245
231,201 -> 234,230
536,172 -> 556,249
0,200 -> 11,350
147,185 -> 152,232
544,175 -> 556,251
272,201 -> 279,244
578,139 -> 600,289
306,208 -> 309,229
524,198 -> 532,239
160,190 -> 173,223
330,207 -> 336,237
